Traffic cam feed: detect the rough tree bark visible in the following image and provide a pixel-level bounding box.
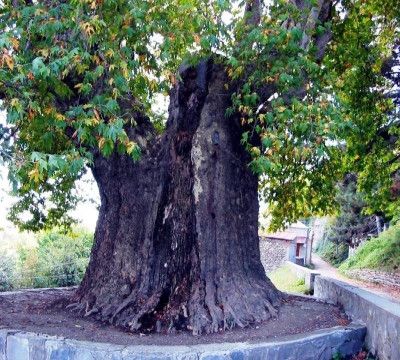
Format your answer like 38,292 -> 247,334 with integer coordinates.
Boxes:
74,60 -> 281,335
72,0 -> 334,335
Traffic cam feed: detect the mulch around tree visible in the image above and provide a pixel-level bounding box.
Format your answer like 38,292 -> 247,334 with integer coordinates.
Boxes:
0,288 -> 350,346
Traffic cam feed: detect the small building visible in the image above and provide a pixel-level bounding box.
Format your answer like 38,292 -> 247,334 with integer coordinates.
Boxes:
260,222 -> 311,272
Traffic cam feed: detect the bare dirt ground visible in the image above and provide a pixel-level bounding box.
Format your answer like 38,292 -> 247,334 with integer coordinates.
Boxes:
313,254 -> 400,302
0,287 -> 350,346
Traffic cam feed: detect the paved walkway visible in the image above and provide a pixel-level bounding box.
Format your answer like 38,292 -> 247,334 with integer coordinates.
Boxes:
312,253 -> 400,303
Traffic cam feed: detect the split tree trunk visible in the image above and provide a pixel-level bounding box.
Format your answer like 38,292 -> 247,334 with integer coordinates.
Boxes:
74,60 -> 282,335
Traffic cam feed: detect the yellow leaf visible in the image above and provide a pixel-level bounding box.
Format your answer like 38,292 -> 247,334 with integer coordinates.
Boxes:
34,8 -> 45,16
92,55 -> 101,65
38,48 -> 50,58
28,167 -> 41,183
277,106 -> 286,113
4,55 -> 14,70
10,98 -> 19,107
149,80 -> 158,92
105,49 -> 114,58
126,141 -> 137,154
81,22 -> 95,36
55,113 -> 65,121
98,137 -> 106,149
94,108 -> 101,121
121,61 -> 128,78
10,38 -> 19,50
44,106 -> 54,115
251,147 -> 261,157
234,66 -> 243,76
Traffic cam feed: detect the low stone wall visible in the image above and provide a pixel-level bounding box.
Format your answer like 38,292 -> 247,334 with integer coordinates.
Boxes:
259,237 -> 290,273
344,269 -> 400,289
314,276 -> 400,360
285,261 -> 320,292
0,325 -> 366,360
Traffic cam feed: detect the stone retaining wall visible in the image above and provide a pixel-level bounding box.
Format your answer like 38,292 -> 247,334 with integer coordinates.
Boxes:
259,237 -> 290,273
345,269 -> 400,289
0,325 -> 366,360
314,276 -> 400,360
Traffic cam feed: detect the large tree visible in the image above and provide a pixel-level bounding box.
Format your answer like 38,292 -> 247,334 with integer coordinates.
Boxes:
0,0 -> 397,334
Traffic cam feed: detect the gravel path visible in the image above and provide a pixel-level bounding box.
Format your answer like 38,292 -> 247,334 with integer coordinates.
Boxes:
0,288 -> 350,345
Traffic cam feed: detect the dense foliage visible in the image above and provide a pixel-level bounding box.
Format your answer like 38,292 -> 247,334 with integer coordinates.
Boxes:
0,0 -> 225,230
340,224 -> 400,272
316,238 -> 349,267
0,0 -> 398,230
0,252 -> 15,291
5,228 -> 93,290
340,20 -> 400,222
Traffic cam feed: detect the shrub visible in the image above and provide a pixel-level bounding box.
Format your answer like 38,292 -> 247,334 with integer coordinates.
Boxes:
340,224 -> 400,272
316,236 -> 349,267
0,253 -> 16,291
16,228 -> 93,289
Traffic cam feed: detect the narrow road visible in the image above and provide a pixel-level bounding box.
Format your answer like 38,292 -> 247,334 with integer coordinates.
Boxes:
312,253 -> 400,303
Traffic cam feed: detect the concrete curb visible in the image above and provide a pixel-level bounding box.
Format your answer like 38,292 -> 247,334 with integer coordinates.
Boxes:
315,276 -> 400,360
0,324 -> 366,360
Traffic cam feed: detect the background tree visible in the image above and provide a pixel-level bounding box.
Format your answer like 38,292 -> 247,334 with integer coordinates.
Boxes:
0,0 -> 398,334
317,174 -> 378,266
330,174 -> 377,249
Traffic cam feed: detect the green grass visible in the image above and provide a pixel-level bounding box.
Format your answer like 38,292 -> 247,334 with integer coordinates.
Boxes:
269,265 -> 308,294
340,224 -> 400,272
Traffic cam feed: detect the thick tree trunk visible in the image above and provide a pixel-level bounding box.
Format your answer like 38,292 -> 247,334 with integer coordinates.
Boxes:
74,60 -> 282,335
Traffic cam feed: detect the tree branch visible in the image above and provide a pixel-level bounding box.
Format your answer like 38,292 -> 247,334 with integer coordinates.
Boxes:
245,0 -> 262,27
0,125 -> 18,142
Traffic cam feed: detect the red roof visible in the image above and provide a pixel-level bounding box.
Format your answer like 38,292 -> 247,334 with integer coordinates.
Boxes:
263,231 -> 307,243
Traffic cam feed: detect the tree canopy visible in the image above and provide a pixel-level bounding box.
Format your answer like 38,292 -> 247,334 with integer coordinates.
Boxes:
0,0 -> 399,231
